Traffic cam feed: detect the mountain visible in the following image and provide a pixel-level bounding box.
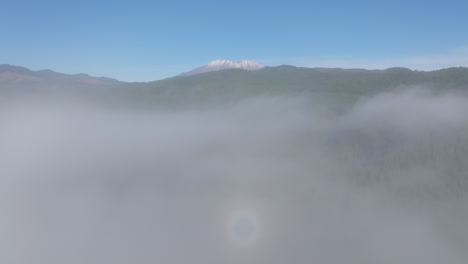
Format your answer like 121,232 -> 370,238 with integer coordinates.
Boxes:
109,66 -> 468,109
0,64 -> 121,90
179,60 -> 265,76
3,63 -> 468,110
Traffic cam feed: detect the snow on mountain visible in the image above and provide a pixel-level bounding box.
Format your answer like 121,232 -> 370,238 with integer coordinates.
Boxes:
179,60 -> 265,76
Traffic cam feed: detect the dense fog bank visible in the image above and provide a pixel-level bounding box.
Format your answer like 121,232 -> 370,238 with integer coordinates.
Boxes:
1,87 -> 467,263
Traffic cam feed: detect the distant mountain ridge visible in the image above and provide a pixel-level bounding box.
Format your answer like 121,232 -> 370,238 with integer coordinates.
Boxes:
3,63 -> 468,108
118,65 -> 468,108
179,60 -> 265,76
0,64 -> 121,90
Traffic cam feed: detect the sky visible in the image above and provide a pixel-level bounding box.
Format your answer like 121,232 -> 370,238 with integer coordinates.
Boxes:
1,0 -> 468,81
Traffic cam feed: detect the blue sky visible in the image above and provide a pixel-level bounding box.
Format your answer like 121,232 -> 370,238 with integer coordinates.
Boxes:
1,0 -> 468,81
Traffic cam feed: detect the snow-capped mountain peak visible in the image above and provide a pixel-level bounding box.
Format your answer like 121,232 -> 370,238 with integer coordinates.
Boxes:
179,60 -> 265,76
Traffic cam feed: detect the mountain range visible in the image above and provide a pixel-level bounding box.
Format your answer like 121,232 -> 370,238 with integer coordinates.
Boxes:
2,61 -> 468,109
0,64 -> 120,90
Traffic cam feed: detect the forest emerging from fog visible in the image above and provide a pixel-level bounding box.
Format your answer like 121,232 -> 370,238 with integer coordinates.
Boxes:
1,65 -> 468,263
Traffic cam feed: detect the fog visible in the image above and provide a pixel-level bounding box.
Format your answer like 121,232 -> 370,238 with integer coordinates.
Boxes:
1,88 -> 467,264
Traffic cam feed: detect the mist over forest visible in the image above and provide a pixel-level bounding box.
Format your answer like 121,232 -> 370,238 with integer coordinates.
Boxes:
1,64 -> 468,263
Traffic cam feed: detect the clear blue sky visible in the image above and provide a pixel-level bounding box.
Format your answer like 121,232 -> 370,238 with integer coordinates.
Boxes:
2,0 -> 468,81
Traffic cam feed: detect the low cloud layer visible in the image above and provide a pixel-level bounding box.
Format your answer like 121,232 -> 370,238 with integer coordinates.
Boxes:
1,88 -> 467,263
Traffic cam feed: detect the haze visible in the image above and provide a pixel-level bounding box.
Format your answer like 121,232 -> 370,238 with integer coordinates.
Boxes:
1,87 -> 467,263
